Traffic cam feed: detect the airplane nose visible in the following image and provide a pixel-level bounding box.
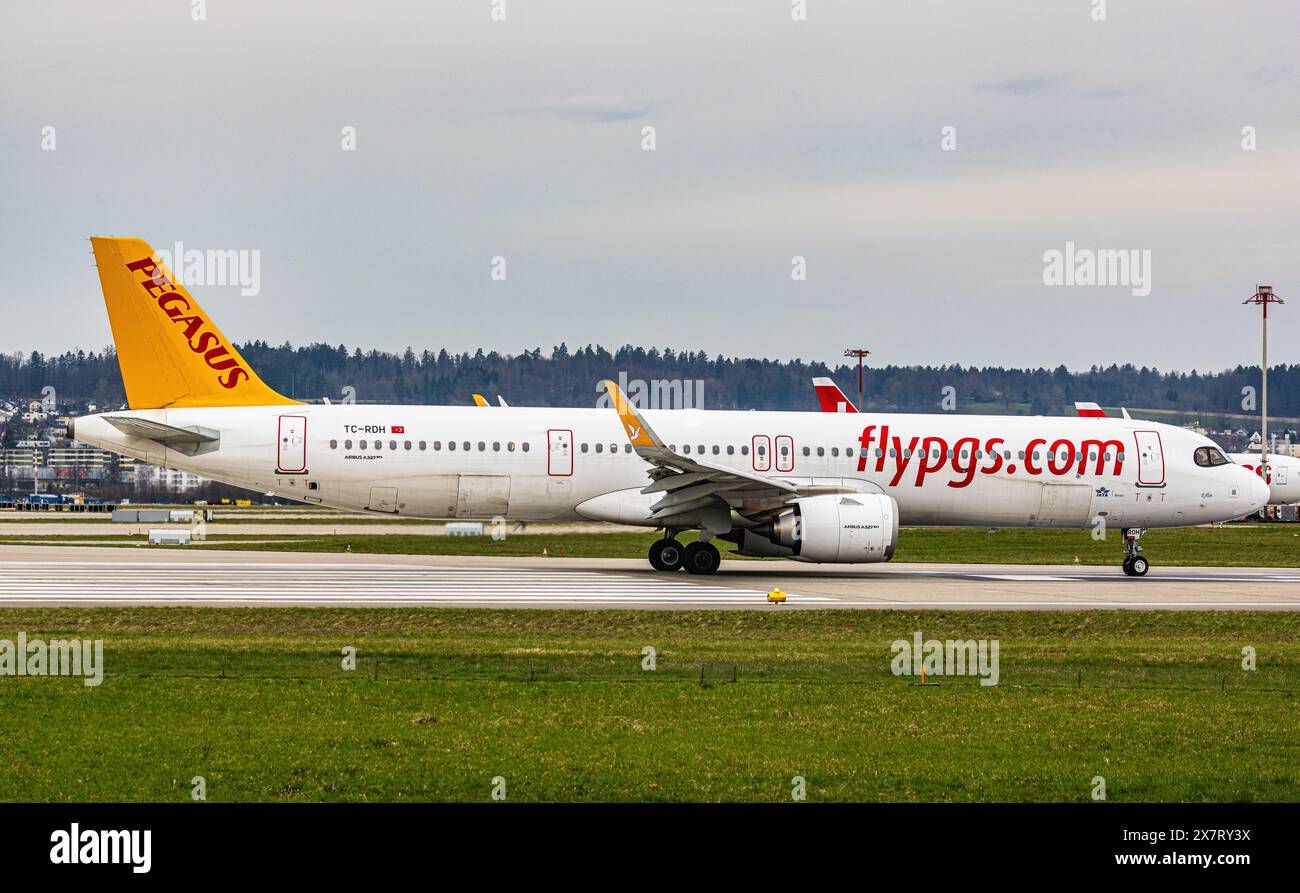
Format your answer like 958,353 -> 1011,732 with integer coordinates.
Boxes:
1246,469 -> 1271,512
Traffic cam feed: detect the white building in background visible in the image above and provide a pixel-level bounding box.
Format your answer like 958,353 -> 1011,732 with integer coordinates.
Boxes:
138,464 -> 206,491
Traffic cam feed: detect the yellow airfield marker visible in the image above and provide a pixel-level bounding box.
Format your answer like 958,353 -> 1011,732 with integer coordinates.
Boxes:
767,588 -> 787,605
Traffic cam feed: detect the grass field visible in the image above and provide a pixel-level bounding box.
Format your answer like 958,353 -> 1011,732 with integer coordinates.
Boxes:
5,523 -> 1296,565
2,608 -> 1299,802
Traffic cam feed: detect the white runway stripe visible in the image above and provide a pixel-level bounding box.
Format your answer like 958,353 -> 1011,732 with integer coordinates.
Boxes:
0,559 -> 818,606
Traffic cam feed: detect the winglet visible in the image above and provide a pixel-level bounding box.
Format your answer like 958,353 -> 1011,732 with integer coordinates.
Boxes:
1120,407 -> 1132,420
472,394 -> 490,407
601,378 -> 662,454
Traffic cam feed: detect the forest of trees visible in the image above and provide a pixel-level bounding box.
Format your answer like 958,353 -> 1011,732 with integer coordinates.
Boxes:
2,342 -> 1297,421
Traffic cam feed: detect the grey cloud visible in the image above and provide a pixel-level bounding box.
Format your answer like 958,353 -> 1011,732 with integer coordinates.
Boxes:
977,74 -> 1139,100
532,95 -> 656,122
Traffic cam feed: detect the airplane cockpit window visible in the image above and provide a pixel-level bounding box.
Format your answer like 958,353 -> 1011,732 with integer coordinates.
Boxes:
1194,446 -> 1229,467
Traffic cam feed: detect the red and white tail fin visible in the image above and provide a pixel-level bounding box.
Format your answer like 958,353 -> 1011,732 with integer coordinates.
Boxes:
812,377 -> 858,413
1074,402 -> 1107,418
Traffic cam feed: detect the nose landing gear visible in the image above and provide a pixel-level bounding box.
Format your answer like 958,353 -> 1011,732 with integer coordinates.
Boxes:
1121,528 -> 1149,577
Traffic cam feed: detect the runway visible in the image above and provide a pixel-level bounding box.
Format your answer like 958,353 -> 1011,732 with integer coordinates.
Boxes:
0,545 -> 1297,609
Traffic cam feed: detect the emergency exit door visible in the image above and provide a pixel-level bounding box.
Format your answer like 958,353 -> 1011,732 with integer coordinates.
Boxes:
277,415 -> 307,473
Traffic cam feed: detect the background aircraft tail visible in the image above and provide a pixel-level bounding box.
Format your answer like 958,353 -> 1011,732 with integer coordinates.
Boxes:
90,236 -> 299,409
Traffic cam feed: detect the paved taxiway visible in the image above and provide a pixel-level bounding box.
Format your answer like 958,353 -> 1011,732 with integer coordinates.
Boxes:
0,544 -> 1298,610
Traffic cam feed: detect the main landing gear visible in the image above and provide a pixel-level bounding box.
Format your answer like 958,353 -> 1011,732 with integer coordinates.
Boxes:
648,533 -> 721,575
1121,528 -> 1150,577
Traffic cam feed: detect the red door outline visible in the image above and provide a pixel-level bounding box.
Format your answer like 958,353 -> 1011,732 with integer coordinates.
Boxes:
547,429 -> 573,476
774,434 -> 794,472
277,415 -> 307,473
752,434 -> 771,472
1133,430 -> 1165,486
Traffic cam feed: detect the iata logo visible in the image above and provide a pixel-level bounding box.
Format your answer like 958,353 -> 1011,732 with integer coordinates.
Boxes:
125,257 -> 250,390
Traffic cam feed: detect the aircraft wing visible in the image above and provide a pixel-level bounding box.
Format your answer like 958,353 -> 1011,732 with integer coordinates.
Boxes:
103,416 -> 220,456
601,379 -> 846,521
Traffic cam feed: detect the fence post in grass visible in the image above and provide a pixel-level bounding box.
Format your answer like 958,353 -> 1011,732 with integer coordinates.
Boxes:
221,654 -> 226,679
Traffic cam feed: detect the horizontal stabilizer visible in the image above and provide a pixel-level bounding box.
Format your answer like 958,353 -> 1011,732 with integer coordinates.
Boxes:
103,416 -> 220,456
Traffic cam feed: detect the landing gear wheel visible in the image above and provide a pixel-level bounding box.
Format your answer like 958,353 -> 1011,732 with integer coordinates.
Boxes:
648,538 -> 684,572
682,541 -> 721,575
1120,528 -> 1149,577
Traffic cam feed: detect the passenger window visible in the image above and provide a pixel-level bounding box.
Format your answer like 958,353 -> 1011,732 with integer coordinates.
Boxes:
802,446 -> 810,456
682,445 -> 691,454
360,440 -> 368,450
596,443 -> 603,453
330,439 -> 338,449
698,445 -> 704,454
507,442 -> 515,452
611,443 -> 618,453
345,439 -> 353,449
831,447 -> 839,457
581,443 -> 589,453
522,442 -> 530,452
817,447 -> 825,457
404,441 -> 412,450
419,441 -> 427,450
463,441 -> 471,451
477,442 -> 485,451
741,446 -> 749,455
390,441 -> 397,450
713,445 -> 720,455
493,442 -> 501,451
448,441 -> 456,451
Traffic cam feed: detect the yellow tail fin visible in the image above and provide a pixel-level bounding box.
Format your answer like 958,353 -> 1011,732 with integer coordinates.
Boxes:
90,236 -> 300,409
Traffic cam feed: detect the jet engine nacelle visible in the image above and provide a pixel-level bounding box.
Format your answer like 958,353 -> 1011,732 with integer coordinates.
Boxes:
745,493 -> 899,563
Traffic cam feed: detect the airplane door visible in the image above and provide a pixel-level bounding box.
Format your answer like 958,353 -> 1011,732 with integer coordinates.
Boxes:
548,429 -> 573,476
367,486 -> 399,513
775,435 -> 794,473
1035,482 -> 1093,527
277,415 -> 307,473
456,475 -> 511,518
753,435 -> 771,472
1133,430 -> 1165,486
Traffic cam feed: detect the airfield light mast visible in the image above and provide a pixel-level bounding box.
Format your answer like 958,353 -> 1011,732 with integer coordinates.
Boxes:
1243,285 -> 1283,486
844,348 -> 871,409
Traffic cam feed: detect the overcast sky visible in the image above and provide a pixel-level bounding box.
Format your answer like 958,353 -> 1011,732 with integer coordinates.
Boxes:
1,1 -> 1296,372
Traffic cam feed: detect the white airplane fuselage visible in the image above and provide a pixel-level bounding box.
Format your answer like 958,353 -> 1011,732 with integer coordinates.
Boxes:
72,404 -> 1269,529
1231,453 -> 1300,506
